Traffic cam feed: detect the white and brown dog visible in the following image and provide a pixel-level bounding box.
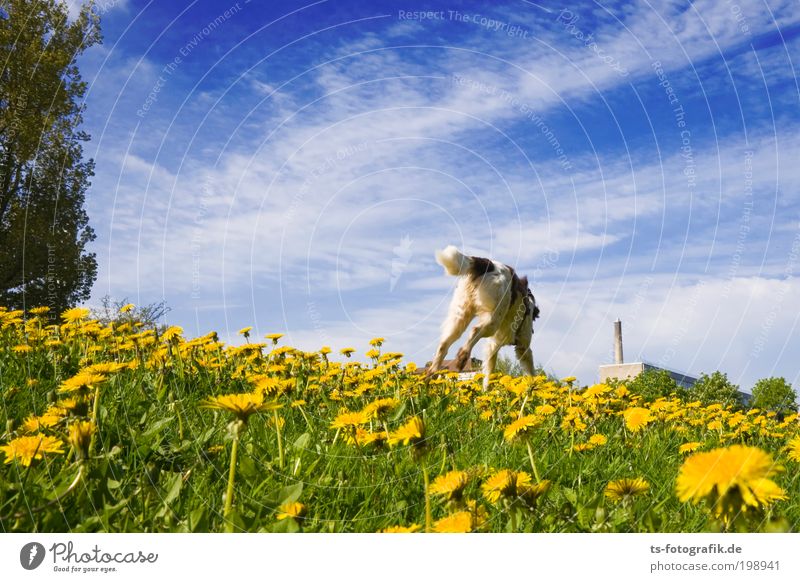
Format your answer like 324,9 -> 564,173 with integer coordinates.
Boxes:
427,246 -> 540,389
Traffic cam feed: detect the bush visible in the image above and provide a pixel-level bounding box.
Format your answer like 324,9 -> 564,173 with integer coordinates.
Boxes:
625,369 -> 683,401
751,377 -> 797,415
689,371 -> 742,408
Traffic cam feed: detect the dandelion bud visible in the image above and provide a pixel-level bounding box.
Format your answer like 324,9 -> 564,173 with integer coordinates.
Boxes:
67,421 -> 96,461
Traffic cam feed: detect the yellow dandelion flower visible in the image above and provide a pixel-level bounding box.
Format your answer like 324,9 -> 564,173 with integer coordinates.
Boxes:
362,397 -> 399,420
119,303 -> 135,313
238,327 -> 252,336
330,410 -> 369,430
381,524 -> 421,533
432,505 -> 488,533
365,348 -> 380,359
161,326 -> 183,342
59,372 -> 107,393
589,434 -> 608,446
535,404 -> 556,416
12,344 -> 32,354
428,470 -> 469,500
573,443 -> 595,452
518,479 -> 551,506
369,337 -> 385,347
481,469 -> 530,504
786,436 -> 800,462
200,393 -> 281,422
67,421 -> 96,461
1,434 -> 65,466
30,306 -> 50,315
265,333 -> 284,343
340,347 -> 355,357
679,442 -> 702,454
503,414 -> 542,442
605,478 -> 650,502
277,502 -> 306,521
387,416 -> 425,447
561,376 -> 577,384
623,407 -> 652,432
61,307 -> 90,323
676,445 -> 786,523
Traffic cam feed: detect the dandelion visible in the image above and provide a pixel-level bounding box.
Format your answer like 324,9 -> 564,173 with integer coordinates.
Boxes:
428,470 -> 469,501
482,469 -> 530,504
238,327 -> 252,339
623,407 -> 652,432
503,415 -> 541,442
676,445 -> 786,524
680,442 -> 702,454
365,349 -> 380,360
388,416 -> 426,449
589,434 -> 608,446
382,524 -> 421,533
161,326 -> 183,342
277,502 -> 306,522
562,376 -> 576,384
535,404 -> 556,416
29,306 -> 50,315
605,478 -> 650,503
265,333 -> 284,345
61,307 -> 90,323
59,372 -> 107,393
362,398 -> 399,420
518,479 -> 551,507
12,344 -> 32,354
1,435 -> 65,466
340,347 -> 355,357
330,410 -> 369,431
369,337 -> 385,347
201,393 -> 282,423
786,436 -> 800,462
67,421 -> 96,461
119,303 -> 135,313
432,511 -> 473,533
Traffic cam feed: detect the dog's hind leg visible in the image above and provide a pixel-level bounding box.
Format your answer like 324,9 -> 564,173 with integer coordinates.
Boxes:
454,312 -> 499,371
515,344 -> 535,376
428,308 -> 472,374
482,339 -> 502,390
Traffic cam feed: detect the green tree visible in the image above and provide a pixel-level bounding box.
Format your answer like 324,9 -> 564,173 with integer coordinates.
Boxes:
626,369 -> 684,401
0,0 -> 101,316
689,371 -> 742,408
751,377 -> 797,415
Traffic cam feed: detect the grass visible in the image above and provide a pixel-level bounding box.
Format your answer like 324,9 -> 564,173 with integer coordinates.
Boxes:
0,306 -> 797,533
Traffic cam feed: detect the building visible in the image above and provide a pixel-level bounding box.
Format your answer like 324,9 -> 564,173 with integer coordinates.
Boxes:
597,320 -> 752,405
598,319 -> 698,388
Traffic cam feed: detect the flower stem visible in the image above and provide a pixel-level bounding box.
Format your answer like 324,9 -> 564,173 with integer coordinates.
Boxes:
273,409 -> 285,470
223,430 -> 240,533
422,462 -> 432,532
526,440 -> 541,483
89,384 -> 101,456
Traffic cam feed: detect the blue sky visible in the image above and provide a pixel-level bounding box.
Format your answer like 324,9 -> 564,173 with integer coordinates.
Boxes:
72,0 -> 800,390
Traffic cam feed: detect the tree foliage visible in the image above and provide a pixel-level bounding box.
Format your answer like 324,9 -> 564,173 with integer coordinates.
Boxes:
689,371 -> 742,408
0,0 -> 101,315
626,368 -> 685,401
751,377 -> 797,415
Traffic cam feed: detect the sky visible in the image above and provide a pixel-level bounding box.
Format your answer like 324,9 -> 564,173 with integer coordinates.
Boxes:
72,0 -> 800,391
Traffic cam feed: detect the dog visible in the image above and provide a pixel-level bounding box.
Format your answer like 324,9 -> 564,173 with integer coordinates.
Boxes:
427,245 -> 540,389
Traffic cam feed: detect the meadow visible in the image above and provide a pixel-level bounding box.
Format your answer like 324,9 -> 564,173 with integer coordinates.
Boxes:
0,305 -> 797,533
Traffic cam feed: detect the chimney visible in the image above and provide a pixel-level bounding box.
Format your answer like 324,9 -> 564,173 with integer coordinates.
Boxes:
613,319 -> 623,364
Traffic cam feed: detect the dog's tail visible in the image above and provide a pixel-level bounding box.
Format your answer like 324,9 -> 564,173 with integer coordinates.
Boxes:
435,245 -> 472,276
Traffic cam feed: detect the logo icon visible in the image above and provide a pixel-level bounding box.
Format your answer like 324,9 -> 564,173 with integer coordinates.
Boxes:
20,542 -> 46,570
